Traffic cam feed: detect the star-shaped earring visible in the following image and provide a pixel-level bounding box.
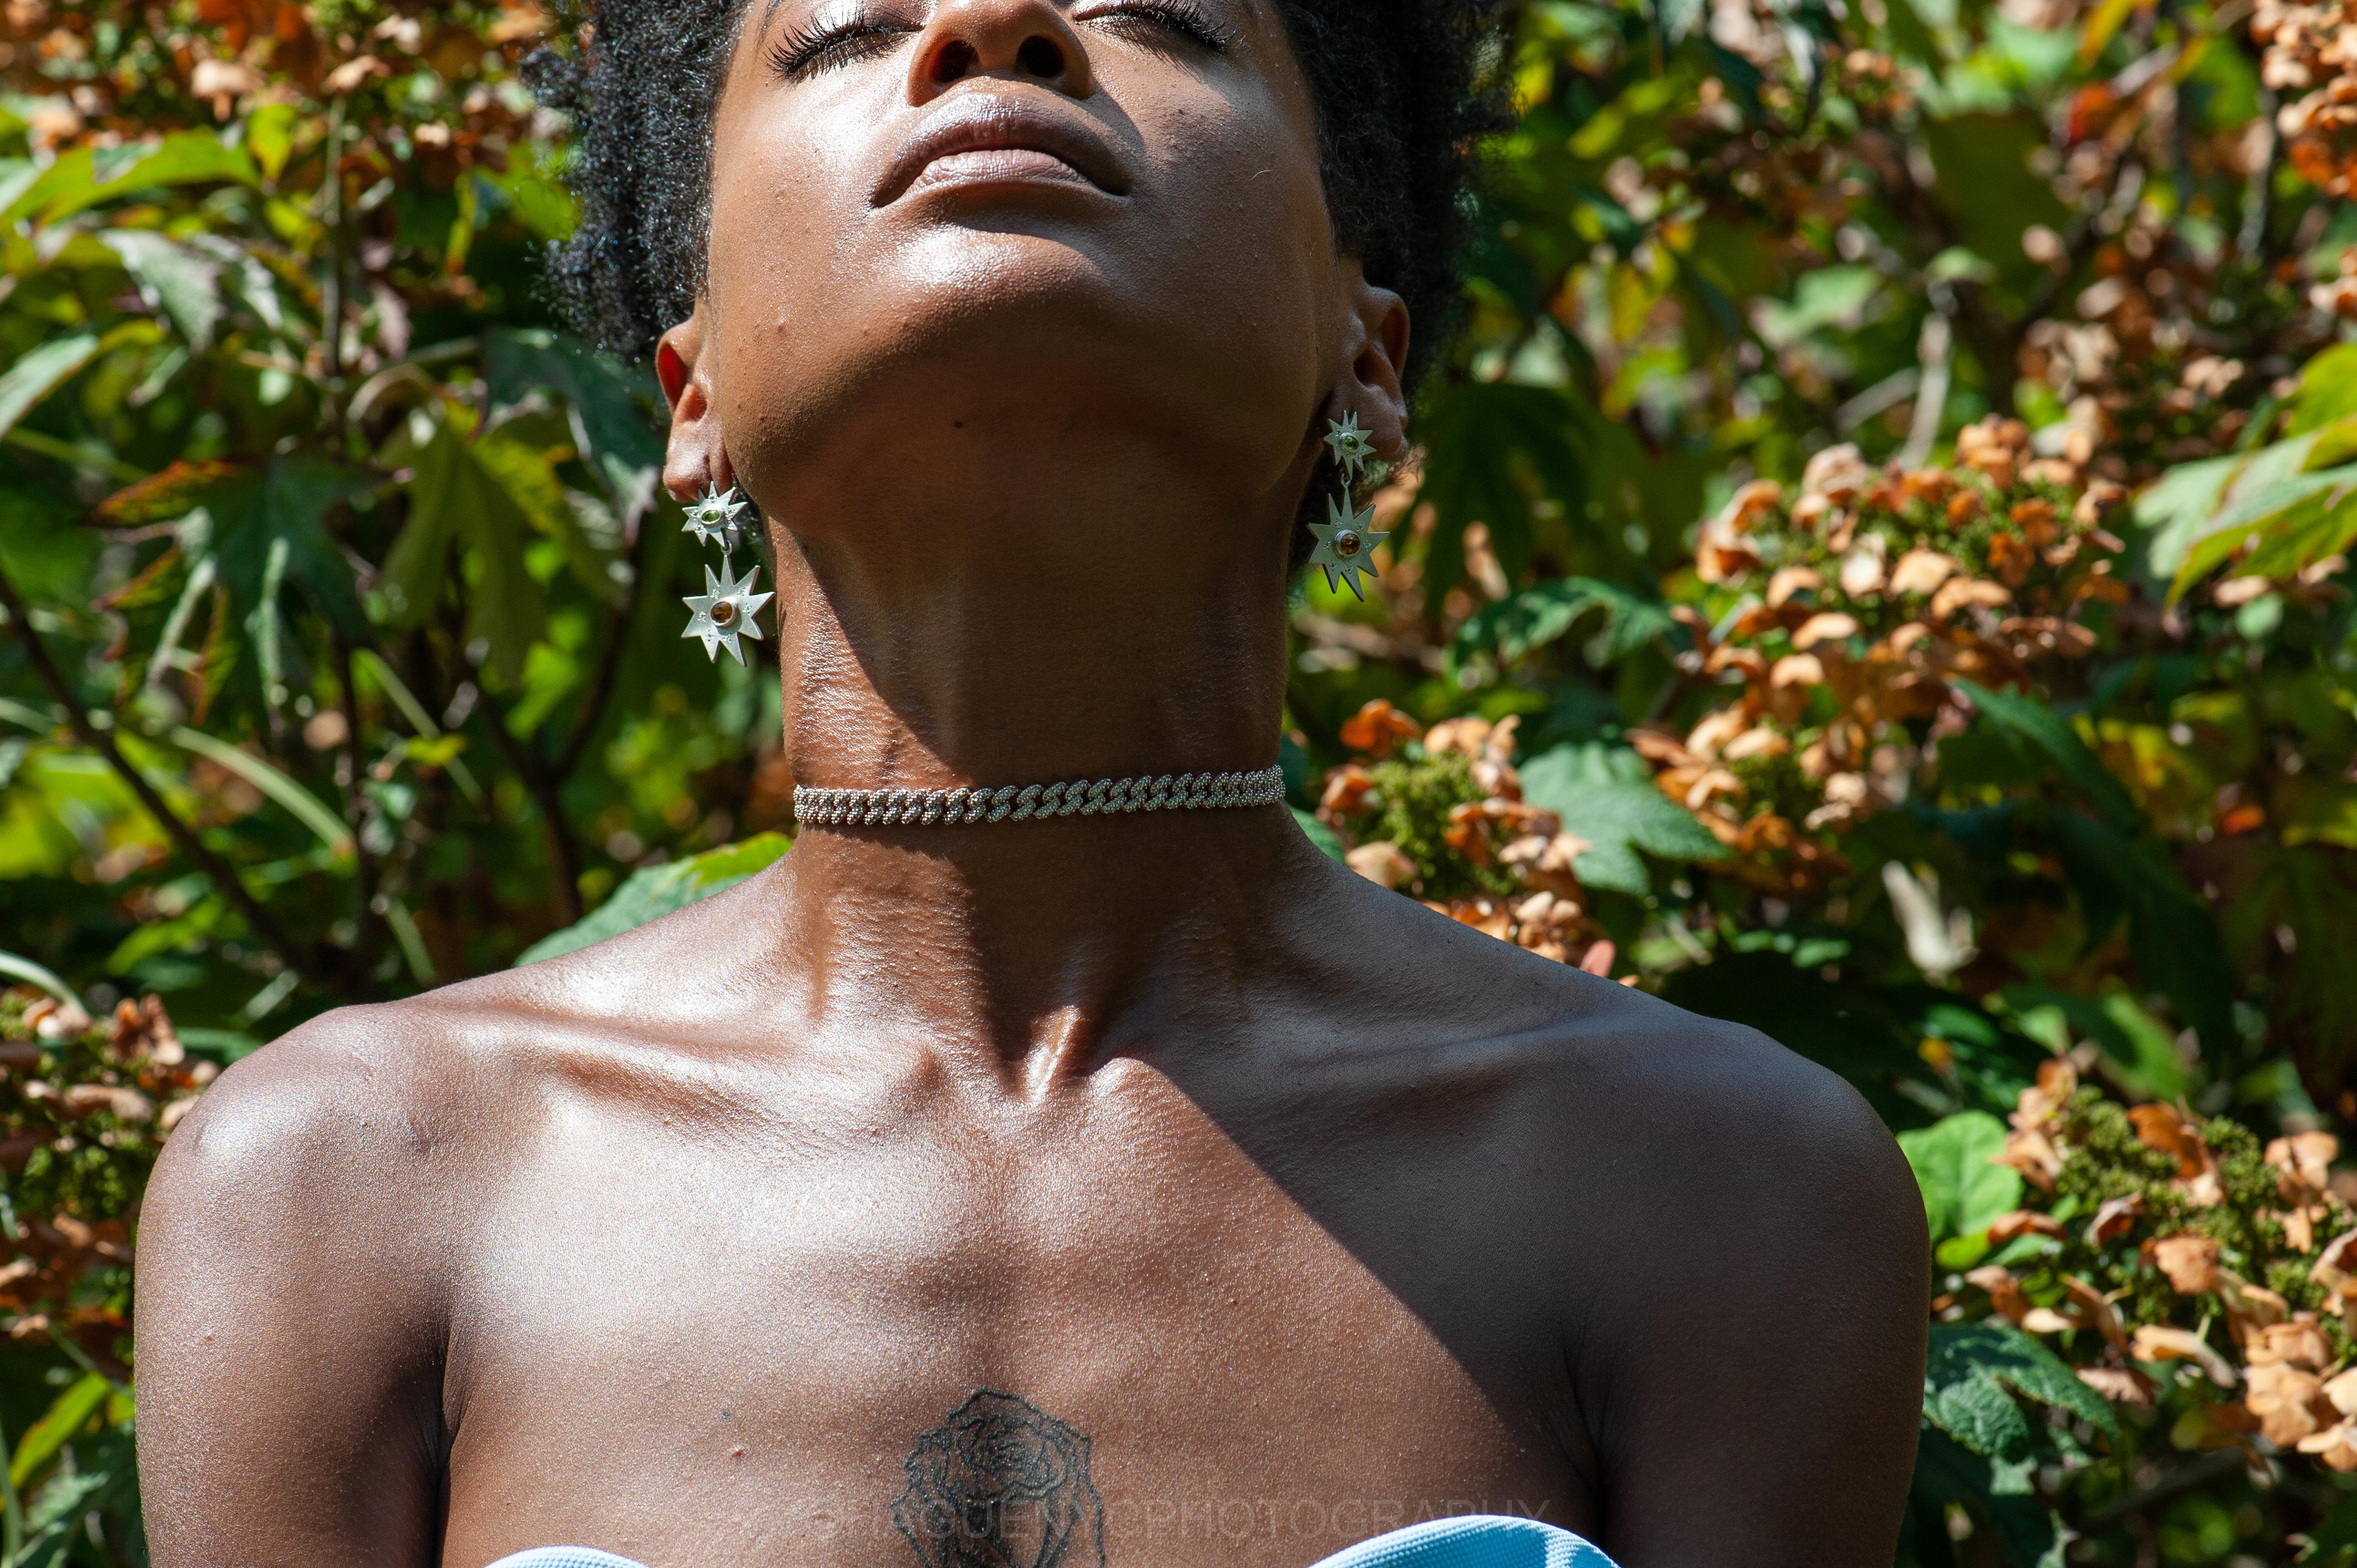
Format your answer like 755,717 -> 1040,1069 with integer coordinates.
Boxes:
1307,491 -> 1388,601
682,484 -> 749,554
1325,413 -> 1375,488
682,559 -> 774,664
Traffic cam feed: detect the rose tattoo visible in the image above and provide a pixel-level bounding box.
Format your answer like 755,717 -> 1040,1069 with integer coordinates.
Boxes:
893,1391 -> 1106,1568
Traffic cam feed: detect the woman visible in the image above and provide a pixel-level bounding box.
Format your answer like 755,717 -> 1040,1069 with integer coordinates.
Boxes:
132,0 -> 1929,1563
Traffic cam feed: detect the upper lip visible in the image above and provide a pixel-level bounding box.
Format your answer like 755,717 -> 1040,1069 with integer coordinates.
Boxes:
873,93 -> 1131,207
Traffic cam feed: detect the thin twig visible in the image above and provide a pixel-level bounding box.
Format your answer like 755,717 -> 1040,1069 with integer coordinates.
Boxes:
0,560 -> 324,989
554,522 -> 649,780
473,680 -> 585,925
2082,1447 -> 2251,1527
2240,86 -> 2279,260
337,639 -> 380,997
320,97 -> 348,428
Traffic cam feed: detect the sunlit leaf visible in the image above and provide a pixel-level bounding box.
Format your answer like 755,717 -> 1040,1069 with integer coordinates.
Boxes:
100,229 -> 225,349
516,834 -> 792,964
0,334 -> 101,440
381,410 -> 549,680
485,328 -> 665,502
1450,576 -> 1681,668
9,1371 -> 110,1490
1953,679 -> 2140,833
1517,740 -> 1723,893
1899,1111 -> 2024,1244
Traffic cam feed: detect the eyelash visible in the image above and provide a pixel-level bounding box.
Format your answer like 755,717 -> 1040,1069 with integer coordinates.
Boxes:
1082,0 -> 1238,51
765,0 -> 1234,81
766,17 -> 911,79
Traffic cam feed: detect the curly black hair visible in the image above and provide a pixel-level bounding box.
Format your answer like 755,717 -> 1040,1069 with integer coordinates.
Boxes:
528,0 -> 1507,401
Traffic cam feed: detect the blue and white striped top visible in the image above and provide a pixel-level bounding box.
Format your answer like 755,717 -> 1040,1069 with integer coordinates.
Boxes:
485,1513 -> 1615,1568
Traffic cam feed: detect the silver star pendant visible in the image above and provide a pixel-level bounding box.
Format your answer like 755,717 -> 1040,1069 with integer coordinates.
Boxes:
681,559 -> 774,664
1308,492 -> 1388,601
682,484 -> 749,554
1324,412 -> 1375,487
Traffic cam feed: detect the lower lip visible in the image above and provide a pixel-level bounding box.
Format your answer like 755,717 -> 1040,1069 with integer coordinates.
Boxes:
906,147 -> 1098,195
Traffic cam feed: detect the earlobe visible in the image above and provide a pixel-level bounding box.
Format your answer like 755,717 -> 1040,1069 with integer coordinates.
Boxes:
1331,271 -> 1412,464
658,310 -> 735,503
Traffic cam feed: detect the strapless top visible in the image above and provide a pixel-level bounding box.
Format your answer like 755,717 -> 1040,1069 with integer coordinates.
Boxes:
485,1513 -> 1614,1568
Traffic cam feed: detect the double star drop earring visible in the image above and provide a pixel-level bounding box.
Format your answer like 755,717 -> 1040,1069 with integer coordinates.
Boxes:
679,484 -> 774,664
1306,414 -> 1390,601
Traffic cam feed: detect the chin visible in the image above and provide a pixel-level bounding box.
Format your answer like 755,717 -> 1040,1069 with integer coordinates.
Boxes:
720,241 -> 1316,504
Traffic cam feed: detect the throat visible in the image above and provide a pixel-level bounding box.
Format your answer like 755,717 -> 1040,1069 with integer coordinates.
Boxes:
758,807 -> 1318,1091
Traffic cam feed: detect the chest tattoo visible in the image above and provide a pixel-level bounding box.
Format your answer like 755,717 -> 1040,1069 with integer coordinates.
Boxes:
893,1391 -> 1107,1568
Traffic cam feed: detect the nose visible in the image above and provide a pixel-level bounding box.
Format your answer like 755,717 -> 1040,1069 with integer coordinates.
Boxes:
906,0 -> 1095,101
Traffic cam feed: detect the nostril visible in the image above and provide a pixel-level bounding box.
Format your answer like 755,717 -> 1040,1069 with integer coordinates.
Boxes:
1015,34 -> 1066,78
931,39 -> 979,82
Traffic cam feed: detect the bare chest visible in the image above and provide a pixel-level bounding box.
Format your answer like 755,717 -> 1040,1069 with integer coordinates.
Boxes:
434,1074 -> 1579,1568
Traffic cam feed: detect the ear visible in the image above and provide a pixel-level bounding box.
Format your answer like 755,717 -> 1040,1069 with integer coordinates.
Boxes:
1327,265 -> 1412,462
657,307 -> 735,502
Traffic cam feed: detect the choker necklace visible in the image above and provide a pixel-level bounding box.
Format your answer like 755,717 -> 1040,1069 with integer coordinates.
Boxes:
795,765 -> 1285,828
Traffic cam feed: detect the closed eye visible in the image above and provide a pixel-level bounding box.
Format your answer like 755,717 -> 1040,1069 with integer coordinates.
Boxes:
767,16 -> 914,79
1075,0 -> 1238,52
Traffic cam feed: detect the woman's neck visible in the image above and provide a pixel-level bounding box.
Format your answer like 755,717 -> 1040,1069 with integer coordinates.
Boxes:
760,805 -> 1327,1095
743,440 -> 1323,1089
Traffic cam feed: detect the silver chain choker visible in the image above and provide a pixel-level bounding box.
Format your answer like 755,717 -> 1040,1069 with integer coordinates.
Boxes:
794,765 -> 1286,828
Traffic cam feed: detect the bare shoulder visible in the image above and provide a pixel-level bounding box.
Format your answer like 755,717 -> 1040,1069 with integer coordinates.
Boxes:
140,988 -> 501,1303
1556,974 -> 1918,1216
1489,958 -> 1926,1297
1476,957 -> 1929,1562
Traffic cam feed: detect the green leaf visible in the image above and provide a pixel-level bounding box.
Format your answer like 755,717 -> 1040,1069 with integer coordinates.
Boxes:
1517,741 -> 1723,894
1412,380 -> 1593,601
2219,842 -> 2357,1089
2301,1493 -> 2357,1563
1918,114 -> 2071,293
1450,576 -> 1680,668
245,101 -> 303,183
2133,452 -> 2240,580
1926,1319 -> 2117,1444
0,334 -> 101,441
2047,810 -> 2235,1052
1914,1322 -> 2116,1561
167,725 -> 352,855
381,410 -> 547,680
476,420 -> 626,606
2272,773 -> 2357,839
9,1374 -> 108,1491
516,834 -> 793,965
1293,806 -> 1345,863
1897,1111 -> 2022,1245
2291,343 -> 2357,436
3,131 -> 261,228
1753,264 -> 1885,348
1952,680 -> 2139,833
0,950 -> 83,1011
1910,1427 -> 2063,1568
478,138 -> 580,243
200,454 -> 374,643
1999,983 -> 2187,1101
483,329 -> 664,500
2138,420 -> 2357,594
0,158 -> 39,215
1923,1365 -> 2037,1462
100,229 -> 224,348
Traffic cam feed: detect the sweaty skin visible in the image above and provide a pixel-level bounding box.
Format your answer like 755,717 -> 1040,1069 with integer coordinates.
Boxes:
132,2 -> 1931,1565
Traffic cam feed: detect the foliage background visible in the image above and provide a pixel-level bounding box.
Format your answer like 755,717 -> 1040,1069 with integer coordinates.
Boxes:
4,0 -> 2357,1559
